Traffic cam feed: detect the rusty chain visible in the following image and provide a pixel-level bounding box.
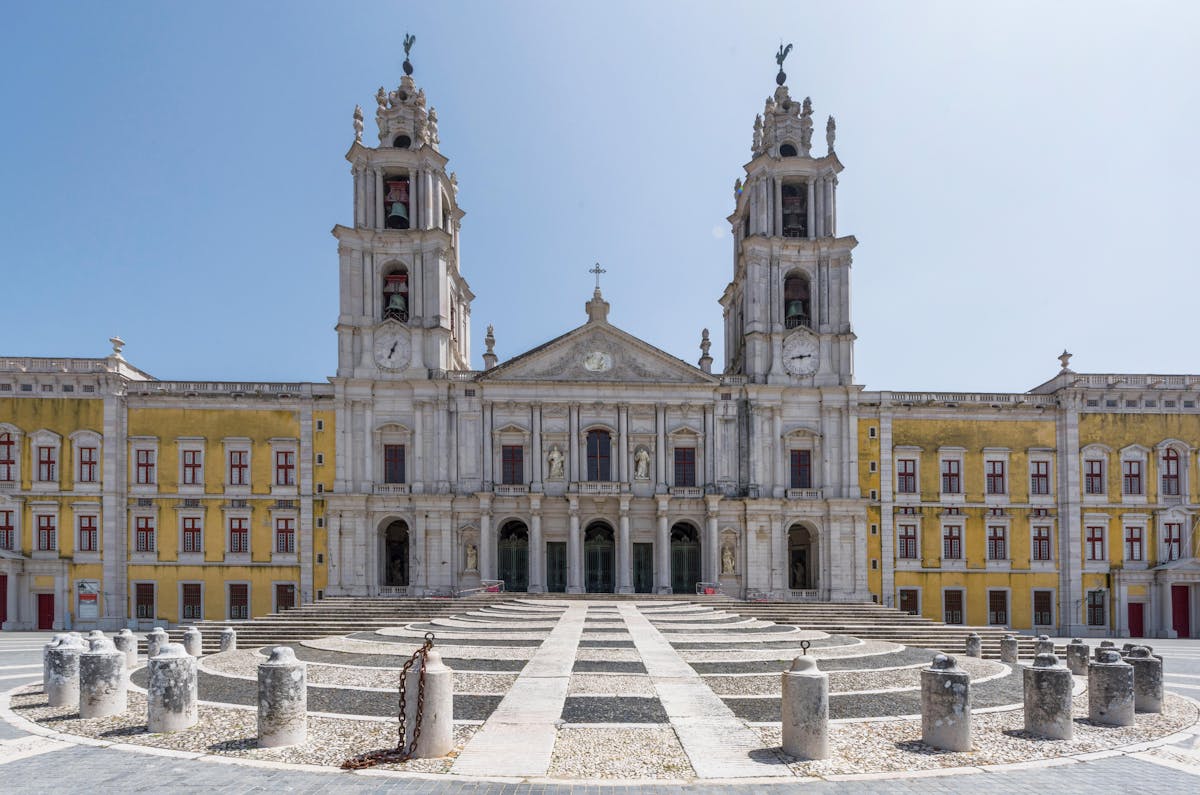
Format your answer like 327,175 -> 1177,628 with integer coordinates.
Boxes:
342,631 -> 435,770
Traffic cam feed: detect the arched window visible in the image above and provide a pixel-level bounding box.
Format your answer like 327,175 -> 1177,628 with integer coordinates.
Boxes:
1161,447 -> 1181,496
382,268 -> 409,322
782,182 -> 807,237
384,176 -> 410,229
0,432 -> 15,482
784,274 -> 811,329
586,430 -> 612,481
393,134 -> 412,149
779,142 -> 798,157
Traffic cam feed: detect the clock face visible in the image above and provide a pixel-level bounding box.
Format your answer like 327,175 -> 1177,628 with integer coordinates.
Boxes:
374,327 -> 411,370
583,350 -> 613,372
783,333 -> 818,375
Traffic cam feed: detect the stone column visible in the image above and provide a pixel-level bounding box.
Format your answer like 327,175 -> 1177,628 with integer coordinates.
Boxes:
1159,580 -> 1174,638
220,628 -> 237,653
481,402 -> 492,487
705,497 -> 720,585
531,404 -> 543,491
478,496 -> 494,581
1035,635 -> 1054,656
258,647 -> 307,747
656,499 -> 670,593
921,654 -> 971,751
567,497 -> 582,593
655,403 -> 667,492
965,633 -> 982,658
1127,646 -> 1164,713
1000,634 -> 1019,664
46,637 -> 87,707
146,627 -> 169,659
403,647 -> 455,758
1023,653 -> 1073,740
806,179 -> 816,239
618,406 -> 629,484
113,628 -> 137,669
1066,638 -> 1089,675
528,501 -> 544,593
1088,649 -> 1134,726
568,404 -> 579,483
617,497 -> 632,594
781,656 -> 829,759
147,643 -> 198,732
80,637 -> 126,719
182,626 -> 203,657
3,573 -> 17,630
42,634 -> 68,687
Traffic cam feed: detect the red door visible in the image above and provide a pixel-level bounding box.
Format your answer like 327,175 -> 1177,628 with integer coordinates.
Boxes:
1127,602 -> 1144,637
37,594 -> 54,630
0,574 -> 7,628
1172,585 -> 1192,637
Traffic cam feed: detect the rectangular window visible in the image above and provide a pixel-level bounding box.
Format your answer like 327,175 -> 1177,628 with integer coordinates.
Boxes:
0,510 -> 14,550
897,458 -> 917,494
275,517 -> 295,554
229,583 -> 249,620
135,583 -> 155,619
987,590 -> 1008,625
1030,460 -> 1050,495
182,449 -> 203,485
1032,526 -> 1052,561
943,590 -> 964,625
1033,590 -> 1053,626
674,447 -> 696,487
985,460 -> 1006,494
941,459 -> 961,494
78,515 -> 98,552
1122,460 -> 1143,495
135,449 -> 156,484
586,431 -> 611,482
274,450 -> 295,486
0,434 -> 15,481
384,444 -> 406,484
1164,522 -> 1183,562
1084,459 -> 1104,495
942,525 -> 962,560
78,446 -> 97,483
228,450 -> 248,485
1086,525 -> 1105,561
1161,449 -> 1181,496
1125,527 -> 1143,562
229,517 -> 249,554
181,583 -> 202,621
897,524 -> 918,559
1086,590 -> 1106,626
790,450 -> 812,489
37,515 -> 56,551
986,525 -> 1007,560
37,446 -> 56,482
501,445 -> 524,485
182,517 -> 203,553
135,516 -> 155,552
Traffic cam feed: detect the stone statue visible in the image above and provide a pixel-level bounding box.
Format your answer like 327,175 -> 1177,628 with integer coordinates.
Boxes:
547,446 -> 565,479
376,86 -> 389,109
791,560 -> 806,589
427,107 -> 439,145
752,114 -> 763,153
353,105 -> 364,143
465,543 -> 477,571
634,448 -> 651,480
721,544 -> 735,575
826,115 -> 836,154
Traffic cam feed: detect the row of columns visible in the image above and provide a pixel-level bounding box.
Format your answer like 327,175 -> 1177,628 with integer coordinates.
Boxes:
750,173 -> 838,239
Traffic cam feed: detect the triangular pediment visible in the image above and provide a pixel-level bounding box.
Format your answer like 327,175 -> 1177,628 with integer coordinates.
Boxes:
481,322 -> 718,385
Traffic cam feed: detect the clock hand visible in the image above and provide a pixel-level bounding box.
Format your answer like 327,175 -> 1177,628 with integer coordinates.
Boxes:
790,354 -> 812,359
388,342 -> 397,357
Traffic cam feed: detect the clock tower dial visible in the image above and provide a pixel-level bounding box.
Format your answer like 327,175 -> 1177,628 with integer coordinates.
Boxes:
373,326 -> 412,370
783,332 -> 819,376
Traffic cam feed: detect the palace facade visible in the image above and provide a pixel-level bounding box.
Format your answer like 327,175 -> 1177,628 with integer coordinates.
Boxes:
1,64 -> 1197,639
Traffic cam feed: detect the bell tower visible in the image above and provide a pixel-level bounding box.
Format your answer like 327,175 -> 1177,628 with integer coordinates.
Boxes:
332,40 -> 473,379
720,47 -> 857,386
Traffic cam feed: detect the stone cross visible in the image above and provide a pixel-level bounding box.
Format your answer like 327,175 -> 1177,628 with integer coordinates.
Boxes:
589,262 -> 606,290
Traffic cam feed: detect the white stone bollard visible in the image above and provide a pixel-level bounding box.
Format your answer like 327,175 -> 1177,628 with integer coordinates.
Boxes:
1066,638 -> 1090,676
964,633 -> 982,659
113,629 -> 138,669
781,656 -> 829,759
921,654 -> 971,751
146,627 -> 169,659
1023,652 -> 1073,740
257,647 -> 307,748
1088,649 -> 1134,727
42,633 -> 70,689
1126,646 -> 1163,714
1035,635 -> 1054,656
403,648 -> 454,758
182,626 -> 203,658
46,636 -> 88,708
79,637 -> 127,719
219,627 -> 237,653
1094,640 -> 1117,661
1000,634 -> 1019,664
147,643 -> 198,732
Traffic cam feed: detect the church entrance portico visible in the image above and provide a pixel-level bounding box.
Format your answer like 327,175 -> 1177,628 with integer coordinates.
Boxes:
497,520 -> 530,593
381,520 -> 410,592
584,521 -> 615,593
788,523 -> 818,597
670,522 -> 701,595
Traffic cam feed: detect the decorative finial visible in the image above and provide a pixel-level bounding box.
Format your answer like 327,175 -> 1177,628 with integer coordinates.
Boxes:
427,106 -> 439,145
403,33 -> 416,76
699,329 -> 713,374
482,324 -> 498,369
734,177 -> 742,197
826,115 -> 836,154
109,336 -> 125,359
1058,350 -> 1073,374
589,262 -> 607,291
752,113 -> 763,154
775,42 -> 793,86
353,105 -> 364,143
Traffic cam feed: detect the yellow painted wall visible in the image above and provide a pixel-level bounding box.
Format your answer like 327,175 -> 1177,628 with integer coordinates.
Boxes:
859,418 -> 882,600
127,564 -> 301,622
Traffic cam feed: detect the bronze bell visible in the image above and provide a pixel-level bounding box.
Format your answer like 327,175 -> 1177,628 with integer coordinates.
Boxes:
387,202 -> 409,229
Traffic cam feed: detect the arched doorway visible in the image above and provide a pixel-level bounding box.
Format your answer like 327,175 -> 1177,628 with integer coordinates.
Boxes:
670,523 -> 701,594
384,520 -> 409,587
584,522 -> 615,593
497,520 -> 529,593
788,524 -> 816,591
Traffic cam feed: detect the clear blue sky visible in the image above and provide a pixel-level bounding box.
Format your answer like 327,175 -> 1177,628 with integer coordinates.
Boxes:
2,1 -> 1197,391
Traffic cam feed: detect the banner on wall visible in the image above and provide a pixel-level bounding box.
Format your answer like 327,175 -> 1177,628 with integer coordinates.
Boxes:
77,580 -> 100,620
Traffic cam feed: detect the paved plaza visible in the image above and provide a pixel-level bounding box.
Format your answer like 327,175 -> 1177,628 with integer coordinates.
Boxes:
2,602 -> 1200,792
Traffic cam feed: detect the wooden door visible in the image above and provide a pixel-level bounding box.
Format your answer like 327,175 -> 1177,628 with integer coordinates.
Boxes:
275,583 -> 295,612
1173,585 -> 1191,637
1127,602 -> 1144,637
943,590 -> 964,625
898,589 -> 918,615
37,593 -> 54,630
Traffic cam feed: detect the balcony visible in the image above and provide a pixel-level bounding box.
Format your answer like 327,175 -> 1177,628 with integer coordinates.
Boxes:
784,314 -> 812,330
785,488 -> 822,500
0,481 -> 16,491
374,483 -> 411,495
494,484 -> 528,496
669,486 -> 704,498
574,481 -> 627,495
788,589 -> 819,601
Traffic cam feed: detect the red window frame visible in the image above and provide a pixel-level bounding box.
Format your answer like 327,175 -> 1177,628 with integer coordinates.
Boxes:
135,449 -> 155,485
586,430 -> 611,482
78,514 -> 98,552
229,583 -> 249,619
790,450 -> 812,489
1033,590 -> 1054,626
674,447 -> 696,487
897,524 -> 918,559
182,517 -> 203,553
942,525 -> 962,559
986,525 -> 1007,560
274,450 -> 295,486
0,509 -> 14,550
275,517 -> 295,554
943,590 -> 964,625
1161,448 -> 1181,496
0,433 -> 14,481
987,590 -> 1008,625
985,460 -> 1006,494
37,515 -> 56,551
1086,590 -> 1106,626
37,446 -> 56,482
228,450 -> 248,486
1084,459 -> 1104,495
181,583 -> 203,620
941,459 -> 961,494
182,449 -> 203,485
78,445 -> 97,483
135,583 -> 155,619
135,516 -> 155,552
896,459 -> 917,494
1125,527 -> 1143,561
1164,522 -> 1183,561
1086,525 -> 1105,561
1032,526 -> 1052,561
1122,459 -> 1143,495
229,517 -> 249,554
501,445 -> 524,485
1030,460 -> 1050,495
384,444 -> 406,484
